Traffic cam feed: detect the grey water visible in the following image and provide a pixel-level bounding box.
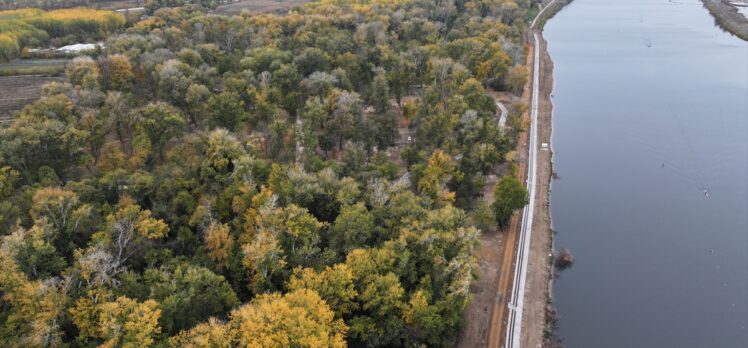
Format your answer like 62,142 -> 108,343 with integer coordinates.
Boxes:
545,0 -> 748,346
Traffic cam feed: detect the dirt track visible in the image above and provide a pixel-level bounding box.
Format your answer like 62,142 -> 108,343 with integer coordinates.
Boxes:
214,0 -> 310,15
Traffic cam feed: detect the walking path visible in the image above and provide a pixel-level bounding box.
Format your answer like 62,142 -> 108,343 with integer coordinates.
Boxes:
497,101 -> 508,128
503,31 -> 541,348
491,1 -> 560,346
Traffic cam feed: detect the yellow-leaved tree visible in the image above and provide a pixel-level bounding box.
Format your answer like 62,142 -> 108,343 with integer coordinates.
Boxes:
70,295 -> 161,348
231,289 -> 347,348
169,289 -> 347,348
204,222 -> 233,271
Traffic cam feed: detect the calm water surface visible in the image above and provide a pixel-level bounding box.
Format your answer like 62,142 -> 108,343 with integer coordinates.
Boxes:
545,0 -> 748,346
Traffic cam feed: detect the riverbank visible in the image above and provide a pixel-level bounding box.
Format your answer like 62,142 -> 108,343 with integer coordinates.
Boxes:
532,0 -> 574,29
520,32 -> 557,348
702,0 -> 748,40
519,1 -> 572,347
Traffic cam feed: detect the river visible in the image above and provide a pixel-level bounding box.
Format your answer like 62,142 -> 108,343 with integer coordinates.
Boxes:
544,0 -> 748,346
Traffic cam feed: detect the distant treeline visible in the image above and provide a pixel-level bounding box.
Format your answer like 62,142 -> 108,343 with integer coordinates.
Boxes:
0,0 -> 140,11
0,0 -> 239,11
0,8 -> 124,61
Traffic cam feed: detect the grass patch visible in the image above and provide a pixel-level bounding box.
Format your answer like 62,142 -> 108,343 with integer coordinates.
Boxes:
0,58 -> 68,76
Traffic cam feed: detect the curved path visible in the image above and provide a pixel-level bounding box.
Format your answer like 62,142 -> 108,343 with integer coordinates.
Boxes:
497,101 -> 509,128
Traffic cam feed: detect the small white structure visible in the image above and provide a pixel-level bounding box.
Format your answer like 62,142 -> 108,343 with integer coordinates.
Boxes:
541,143 -> 549,151
116,7 -> 146,13
56,43 -> 103,54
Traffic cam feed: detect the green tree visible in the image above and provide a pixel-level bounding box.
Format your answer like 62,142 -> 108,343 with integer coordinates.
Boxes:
129,264 -> 239,335
2,222 -> 66,279
0,114 -> 87,182
136,102 -> 187,160
206,91 -> 245,130
30,187 -> 92,258
492,175 -> 528,228
330,203 -> 374,255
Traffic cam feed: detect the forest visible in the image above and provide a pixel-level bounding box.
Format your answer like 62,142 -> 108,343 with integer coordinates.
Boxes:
0,0 -> 532,346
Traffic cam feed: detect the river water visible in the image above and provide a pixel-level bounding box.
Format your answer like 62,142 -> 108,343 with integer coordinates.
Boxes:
544,0 -> 748,346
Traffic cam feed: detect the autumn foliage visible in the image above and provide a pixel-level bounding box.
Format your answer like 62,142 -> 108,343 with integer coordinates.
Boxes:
0,0 -> 532,346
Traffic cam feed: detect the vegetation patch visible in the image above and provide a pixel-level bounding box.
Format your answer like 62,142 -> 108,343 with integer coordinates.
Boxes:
0,58 -> 68,76
0,7 -> 124,62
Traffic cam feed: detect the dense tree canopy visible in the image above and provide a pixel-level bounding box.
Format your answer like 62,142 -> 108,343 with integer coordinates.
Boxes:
0,0 -> 533,346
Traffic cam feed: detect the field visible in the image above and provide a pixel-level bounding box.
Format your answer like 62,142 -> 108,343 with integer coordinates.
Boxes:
214,0 -> 311,15
0,75 -> 64,120
0,58 -> 69,76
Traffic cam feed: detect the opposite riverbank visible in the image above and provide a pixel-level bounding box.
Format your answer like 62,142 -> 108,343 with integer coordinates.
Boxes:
702,0 -> 748,40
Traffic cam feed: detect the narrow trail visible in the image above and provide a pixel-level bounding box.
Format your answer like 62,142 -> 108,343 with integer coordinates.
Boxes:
497,101 -> 509,128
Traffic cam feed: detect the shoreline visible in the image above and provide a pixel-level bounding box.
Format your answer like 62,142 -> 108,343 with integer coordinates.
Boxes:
520,32 -> 557,348
702,0 -> 748,41
521,0 -> 571,346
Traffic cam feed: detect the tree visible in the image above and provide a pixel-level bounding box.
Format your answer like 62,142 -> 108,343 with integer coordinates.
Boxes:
99,54 -> 134,91
417,149 -> 458,203
0,166 -> 19,231
204,222 -> 233,271
230,289 -> 347,348
136,102 -> 187,160
168,318 -> 231,348
326,89 -> 363,150
94,197 -> 169,272
0,251 -> 69,347
70,295 -> 161,348
67,56 -> 101,89
30,187 -> 92,258
504,64 -> 529,95
135,264 -> 239,335
76,108 -> 112,164
330,203 -> 374,255
102,91 -> 135,153
492,175 -> 528,228
0,114 -> 87,182
1,222 -> 66,280
185,83 -> 211,125
157,59 -> 195,107
349,272 -> 406,346
369,69 -> 390,114
288,264 -> 358,318
293,47 -> 330,76
205,91 -> 245,130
